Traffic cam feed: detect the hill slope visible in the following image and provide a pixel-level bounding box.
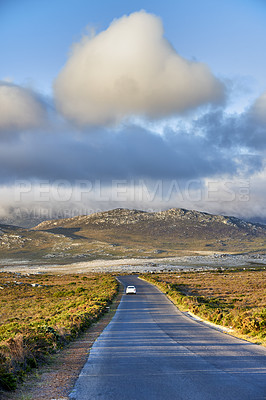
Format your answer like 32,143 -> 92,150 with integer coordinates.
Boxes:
1,208 -> 266,265
0,223 -> 84,262
34,208 -> 266,255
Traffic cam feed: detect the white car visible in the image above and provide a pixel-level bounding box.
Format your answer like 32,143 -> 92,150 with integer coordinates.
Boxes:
126,285 -> 137,295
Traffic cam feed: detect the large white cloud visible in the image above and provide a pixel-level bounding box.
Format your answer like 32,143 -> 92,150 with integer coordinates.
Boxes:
0,83 -> 46,133
54,11 -> 224,126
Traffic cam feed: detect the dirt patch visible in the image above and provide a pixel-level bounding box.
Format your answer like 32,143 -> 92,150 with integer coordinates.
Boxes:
1,282 -> 123,400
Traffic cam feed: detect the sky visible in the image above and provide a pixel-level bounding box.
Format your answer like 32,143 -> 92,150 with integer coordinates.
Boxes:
0,0 -> 266,224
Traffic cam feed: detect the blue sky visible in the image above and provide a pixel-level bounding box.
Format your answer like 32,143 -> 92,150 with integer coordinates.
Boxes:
1,0 -> 266,102
0,0 -> 266,223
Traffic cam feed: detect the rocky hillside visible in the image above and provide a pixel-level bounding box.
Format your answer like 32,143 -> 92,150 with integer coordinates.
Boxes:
34,208 -> 266,254
1,208 -> 265,265
35,207 -> 266,234
0,222 -> 88,263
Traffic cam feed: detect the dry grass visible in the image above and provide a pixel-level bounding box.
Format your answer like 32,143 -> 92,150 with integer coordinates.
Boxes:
141,269 -> 266,345
0,272 -> 118,391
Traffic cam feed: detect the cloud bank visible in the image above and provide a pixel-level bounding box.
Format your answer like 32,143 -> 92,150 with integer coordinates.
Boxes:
0,82 -> 46,133
54,11 -> 224,126
0,123 -> 253,183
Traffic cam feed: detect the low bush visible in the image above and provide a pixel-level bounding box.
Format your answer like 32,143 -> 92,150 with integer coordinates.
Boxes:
142,270 -> 266,343
0,273 -> 118,391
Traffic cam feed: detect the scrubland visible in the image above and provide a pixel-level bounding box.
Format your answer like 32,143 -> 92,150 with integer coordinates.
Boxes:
0,272 -> 118,391
1,266 -> 265,392
142,269 -> 266,344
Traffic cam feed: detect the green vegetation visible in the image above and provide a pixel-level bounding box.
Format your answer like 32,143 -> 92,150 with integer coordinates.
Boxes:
141,269 -> 266,344
0,272 -> 118,391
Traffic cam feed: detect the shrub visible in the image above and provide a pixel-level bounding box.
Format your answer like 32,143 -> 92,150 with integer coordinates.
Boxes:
141,270 -> 266,343
0,273 -> 118,391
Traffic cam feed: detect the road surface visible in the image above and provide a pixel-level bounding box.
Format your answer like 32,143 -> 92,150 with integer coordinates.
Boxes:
70,276 -> 266,400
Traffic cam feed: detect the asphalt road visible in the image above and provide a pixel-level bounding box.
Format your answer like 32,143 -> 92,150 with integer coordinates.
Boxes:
70,276 -> 266,400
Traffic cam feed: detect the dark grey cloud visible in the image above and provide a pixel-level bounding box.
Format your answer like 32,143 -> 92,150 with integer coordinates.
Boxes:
0,121 -> 261,185
194,107 -> 266,150
0,99 -> 265,222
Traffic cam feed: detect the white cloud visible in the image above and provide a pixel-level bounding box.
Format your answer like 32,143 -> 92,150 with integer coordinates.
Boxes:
251,91 -> 266,124
0,83 -> 46,133
54,11 -> 224,126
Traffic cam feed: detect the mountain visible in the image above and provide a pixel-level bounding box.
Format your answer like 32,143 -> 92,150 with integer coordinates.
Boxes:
1,208 -> 265,265
34,208 -> 266,254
